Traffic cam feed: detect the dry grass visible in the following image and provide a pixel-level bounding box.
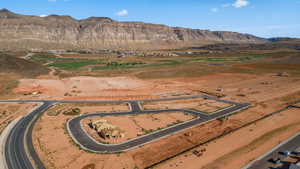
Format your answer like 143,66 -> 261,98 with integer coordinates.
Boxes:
45,49 -> 300,79
0,73 -> 20,98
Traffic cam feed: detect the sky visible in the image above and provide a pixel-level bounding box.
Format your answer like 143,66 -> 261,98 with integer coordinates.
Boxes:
1,0 -> 300,38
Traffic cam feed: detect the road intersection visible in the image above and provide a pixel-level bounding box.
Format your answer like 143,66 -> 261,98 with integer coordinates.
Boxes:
0,96 -> 251,169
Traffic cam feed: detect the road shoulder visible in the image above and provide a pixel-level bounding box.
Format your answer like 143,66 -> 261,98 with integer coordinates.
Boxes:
0,117 -> 22,169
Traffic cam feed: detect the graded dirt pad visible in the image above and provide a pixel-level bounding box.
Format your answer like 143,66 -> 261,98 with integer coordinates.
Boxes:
141,98 -> 232,114
45,103 -> 130,116
12,73 -> 255,100
32,96 -> 284,169
13,72 -> 300,104
14,76 -> 152,99
216,75 -> 300,104
0,102 -> 39,133
82,112 -> 195,144
153,108 -> 300,169
33,112 -> 139,169
30,73 -> 300,169
126,97 -> 292,168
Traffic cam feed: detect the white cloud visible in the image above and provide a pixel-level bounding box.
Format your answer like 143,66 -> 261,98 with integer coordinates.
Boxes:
116,9 -> 128,16
233,0 -> 249,8
211,8 -> 219,12
39,14 -> 48,17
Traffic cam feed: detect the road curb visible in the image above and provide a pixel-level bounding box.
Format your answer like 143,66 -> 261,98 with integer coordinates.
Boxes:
0,117 -> 22,169
241,131 -> 300,169
66,98 -> 251,153
23,103 -> 47,169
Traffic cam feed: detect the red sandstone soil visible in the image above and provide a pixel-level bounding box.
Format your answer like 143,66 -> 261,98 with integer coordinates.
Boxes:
29,73 -> 300,169
155,108 -> 300,169
12,73 -> 255,100
141,98 -> 232,113
82,112 -> 195,144
46,103 -> 130,116
0,102 -> 39,133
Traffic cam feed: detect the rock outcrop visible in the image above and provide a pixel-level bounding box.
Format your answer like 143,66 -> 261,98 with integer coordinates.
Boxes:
0,9 -> 267,50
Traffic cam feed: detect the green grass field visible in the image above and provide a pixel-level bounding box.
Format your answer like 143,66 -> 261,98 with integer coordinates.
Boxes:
92,56 -> 265,71
48,60 -> 104,70
30,52 -> 267,70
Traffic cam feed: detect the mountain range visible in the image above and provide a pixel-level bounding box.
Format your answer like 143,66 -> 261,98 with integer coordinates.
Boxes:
0,9 -> 267,50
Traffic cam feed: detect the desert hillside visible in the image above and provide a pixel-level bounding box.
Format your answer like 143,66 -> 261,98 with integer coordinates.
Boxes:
0,9 -> 267,50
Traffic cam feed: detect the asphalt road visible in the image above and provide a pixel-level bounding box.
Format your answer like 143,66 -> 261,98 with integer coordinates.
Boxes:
67,96 -> 251,153
4,102 -> 54,169
243,105 -> 300,169
1,96 -> 250,169
244,133 -> 300,169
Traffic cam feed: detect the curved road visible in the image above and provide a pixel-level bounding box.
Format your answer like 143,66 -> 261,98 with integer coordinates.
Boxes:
67,96 -> 251,153
1,96 -> 250,169
4,101 -> 54,169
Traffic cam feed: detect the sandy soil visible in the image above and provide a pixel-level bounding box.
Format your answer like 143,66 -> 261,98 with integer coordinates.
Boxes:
0,102 -> 39,133
32,96 -> 292,169
45,103 -> 130,116
33,112 -> 137,169
12,73 -> 254,100
141,98 -> 232,114
154,108 -> 300,169
82,112 -> 195,144
30,73 -> 300,169
13,73 -> 300,104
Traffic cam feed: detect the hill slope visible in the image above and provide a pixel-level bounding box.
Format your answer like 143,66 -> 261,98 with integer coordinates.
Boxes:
0,53 -> 49,77
0,9 -> 267,50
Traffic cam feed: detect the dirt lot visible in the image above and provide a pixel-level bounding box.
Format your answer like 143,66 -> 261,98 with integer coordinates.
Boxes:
13,50 -> 300,169
0,102 -> 39,133
82,112 -> 195,144
29,71 -> 300,169
0,46 -> 298,169
154,108 -> 300,169
141,98 -> 232,114
13,72 -> 300,104
45,103 -> 130,116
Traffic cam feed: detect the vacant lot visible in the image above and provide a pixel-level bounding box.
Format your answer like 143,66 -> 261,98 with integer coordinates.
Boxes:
154,108 -> 300,169
45,103 -> 130,116
141,98 -> 232,114
5,49 -> 300,169
31,72 -> 300,169
0,102 -> 39,133
82,112 -> 196,144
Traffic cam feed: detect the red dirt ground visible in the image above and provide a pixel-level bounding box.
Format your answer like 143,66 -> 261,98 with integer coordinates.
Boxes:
0,102 -> 40,133
82,112 -> 195,144
29,73 -> 300,169
141,98 -> 232,113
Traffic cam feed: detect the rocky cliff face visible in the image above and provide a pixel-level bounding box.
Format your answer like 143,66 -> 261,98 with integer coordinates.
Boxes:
0,9 -> 267,50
